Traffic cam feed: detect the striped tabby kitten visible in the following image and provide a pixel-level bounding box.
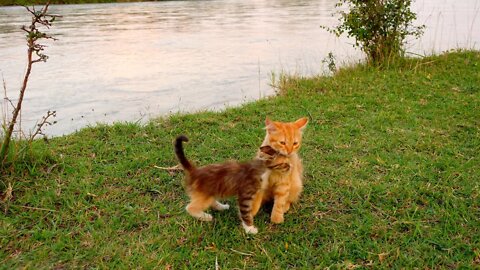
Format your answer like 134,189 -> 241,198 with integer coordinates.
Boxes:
252,117 -> 308,224
174,135 -> 289,234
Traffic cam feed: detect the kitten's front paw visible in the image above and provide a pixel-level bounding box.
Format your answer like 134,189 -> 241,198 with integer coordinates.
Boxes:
242,222 -> 258,234
270,213 -> 284,224
217,203 -> 230,211
212,201 -> 230,211
245,226 -> 258,234
198,213 -> 213,222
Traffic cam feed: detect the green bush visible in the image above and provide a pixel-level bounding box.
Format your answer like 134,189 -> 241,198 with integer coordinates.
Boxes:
328,0 -> 424,64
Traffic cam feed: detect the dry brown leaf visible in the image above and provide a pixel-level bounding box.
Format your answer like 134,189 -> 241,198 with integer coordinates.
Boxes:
1,183 -> 13,202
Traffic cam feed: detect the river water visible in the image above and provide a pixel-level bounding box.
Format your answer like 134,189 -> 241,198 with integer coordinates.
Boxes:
0,0 -> 479,136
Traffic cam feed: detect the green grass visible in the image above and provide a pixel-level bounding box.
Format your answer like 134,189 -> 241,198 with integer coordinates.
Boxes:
1,50 -> 479,268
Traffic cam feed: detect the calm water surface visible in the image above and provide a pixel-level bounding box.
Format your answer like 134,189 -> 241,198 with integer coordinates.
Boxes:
0,0 -> 479,136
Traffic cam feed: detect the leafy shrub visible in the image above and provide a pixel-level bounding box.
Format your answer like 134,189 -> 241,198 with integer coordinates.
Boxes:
327,0 -> 425,64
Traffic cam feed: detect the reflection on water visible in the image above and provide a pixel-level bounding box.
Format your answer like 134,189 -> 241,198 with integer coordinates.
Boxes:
0,0 -> 478,136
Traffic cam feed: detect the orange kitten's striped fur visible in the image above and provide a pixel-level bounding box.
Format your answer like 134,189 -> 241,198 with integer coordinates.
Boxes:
251,117 -> 308,223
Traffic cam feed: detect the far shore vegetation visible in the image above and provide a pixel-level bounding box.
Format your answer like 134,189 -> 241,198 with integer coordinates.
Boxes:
0,0 -> 159,6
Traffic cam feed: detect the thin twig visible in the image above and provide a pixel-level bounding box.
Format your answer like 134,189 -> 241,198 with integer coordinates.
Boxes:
2,77 -> 16,111
230,248 -> 255,256
2,75 -> 8,128
3,97 -> 16,112
413,60 -> 436,73
300,105 -> 314,123
256,244 -> 273,263
17,205 -> 56,212
154,165 -> 181,171
28,110 -> 56,143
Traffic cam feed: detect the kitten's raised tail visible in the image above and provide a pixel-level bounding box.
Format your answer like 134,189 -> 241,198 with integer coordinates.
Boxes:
175,135 -> 194,172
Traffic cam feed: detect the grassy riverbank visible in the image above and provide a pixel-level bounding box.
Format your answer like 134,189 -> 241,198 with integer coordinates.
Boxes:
1,50 -> 479,268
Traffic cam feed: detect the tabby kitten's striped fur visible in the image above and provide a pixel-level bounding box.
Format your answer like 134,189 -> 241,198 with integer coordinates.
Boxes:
251,117 -> 308,224
174,135 -> 289,234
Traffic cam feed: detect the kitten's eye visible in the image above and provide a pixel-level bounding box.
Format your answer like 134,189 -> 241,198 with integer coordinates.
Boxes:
293,142 -> 299,146
280,141 -> 286,145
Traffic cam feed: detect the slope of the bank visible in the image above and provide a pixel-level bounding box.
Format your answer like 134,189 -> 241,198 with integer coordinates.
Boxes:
1,50 -> 479,268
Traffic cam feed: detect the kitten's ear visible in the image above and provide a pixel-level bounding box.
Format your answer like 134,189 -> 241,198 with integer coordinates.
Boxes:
294,117 -> 308,131
265,117 -> 272,126
265,117 -> 276,133
259,145 -> 277,156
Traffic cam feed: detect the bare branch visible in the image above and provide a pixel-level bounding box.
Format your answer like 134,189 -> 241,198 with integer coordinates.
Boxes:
29,110 -> 57,143
2,78 -> 16,112
3,97 -> 16,111
1,2 -> 59,165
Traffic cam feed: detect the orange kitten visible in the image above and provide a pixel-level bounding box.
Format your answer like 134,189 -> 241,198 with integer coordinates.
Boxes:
251,117 -> 308,223
174,135 -> 290,234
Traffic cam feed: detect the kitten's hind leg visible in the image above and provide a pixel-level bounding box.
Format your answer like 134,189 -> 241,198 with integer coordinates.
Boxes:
239,194 -> 258,234
242,221 -> 258,234
186,193 -> 214,221
211,200 -> 230,211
